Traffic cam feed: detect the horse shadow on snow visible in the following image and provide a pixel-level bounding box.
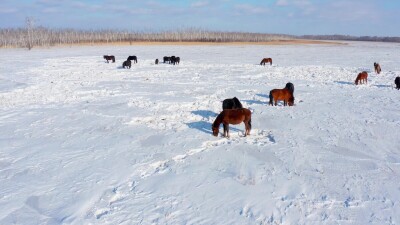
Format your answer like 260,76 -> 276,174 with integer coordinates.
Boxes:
186,110 -> 217,134
334,81 -> 354,85
242,93 -> 269,105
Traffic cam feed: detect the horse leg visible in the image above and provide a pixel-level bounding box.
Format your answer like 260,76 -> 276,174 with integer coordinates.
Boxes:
223,123 -> 227,137
223,123 -> 230,138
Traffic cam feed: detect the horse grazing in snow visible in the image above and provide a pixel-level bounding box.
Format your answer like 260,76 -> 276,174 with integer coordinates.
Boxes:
127,56 -> 137,63
355,71 -> 368,85
212,108 -> 252,138
122,60 -> 131,69
260,58 -> 272,66
374,62 -> 381,74
103,55 -> 115,63
269,88 -> 295,106
173,57 -> 180,65
163,56 -> 171,63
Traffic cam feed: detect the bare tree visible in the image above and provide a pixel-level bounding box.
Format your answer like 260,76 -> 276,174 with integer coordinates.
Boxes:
25,17 -> 35,50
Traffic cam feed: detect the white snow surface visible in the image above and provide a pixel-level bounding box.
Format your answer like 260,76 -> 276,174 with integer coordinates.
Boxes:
0,42 -> 399,225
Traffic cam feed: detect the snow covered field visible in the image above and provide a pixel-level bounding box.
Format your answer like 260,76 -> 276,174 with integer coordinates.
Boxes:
0,41 -> 399,225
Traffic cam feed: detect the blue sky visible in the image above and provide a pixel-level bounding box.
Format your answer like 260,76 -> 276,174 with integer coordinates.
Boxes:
1,0 -> 399,36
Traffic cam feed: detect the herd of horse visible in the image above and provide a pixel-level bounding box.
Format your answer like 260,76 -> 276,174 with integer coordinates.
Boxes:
163,56 -> 180,65
103,55 -> 399,138
212,61 -> 399,138
103,55 -> 180,68
355,63 -> 399,88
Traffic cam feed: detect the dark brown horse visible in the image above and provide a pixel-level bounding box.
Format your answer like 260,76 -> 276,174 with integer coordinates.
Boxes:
355,71 -> 368,85
170,56 -> 176,64
127,56 -> 137,63
122,60 -> 131,69
103,55 -> 115,63
163,56 -> 171,63
260,58 -> 272,66
269,88 -> 294,106
212,108 -> 252,138
174,57 -> 180,65
395,76 -> 400,90
374,62 -> 381,74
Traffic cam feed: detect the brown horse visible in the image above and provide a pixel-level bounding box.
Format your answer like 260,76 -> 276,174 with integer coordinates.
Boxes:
260,58 -> 272,66
212,108 -> 251,138
269,88 -> 294,106
374,62 -> 381,74
355,71 -> 368,85
103,55 -> 115,63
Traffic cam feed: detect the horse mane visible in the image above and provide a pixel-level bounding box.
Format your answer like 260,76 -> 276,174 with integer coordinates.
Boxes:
232,97 -> 243,108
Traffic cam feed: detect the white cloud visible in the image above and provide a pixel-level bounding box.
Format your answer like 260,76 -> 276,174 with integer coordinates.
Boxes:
276,0 -> 289,6
191,1 -> 209,8
234,4 -> 269,14
275,0 -> 315,15
0,7 -> 17,13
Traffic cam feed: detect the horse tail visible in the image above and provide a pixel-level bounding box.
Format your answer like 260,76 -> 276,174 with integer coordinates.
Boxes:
269,90 -> 273,105
248,118 -> 252,130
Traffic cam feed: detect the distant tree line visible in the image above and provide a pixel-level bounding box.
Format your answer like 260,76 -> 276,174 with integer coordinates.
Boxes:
0,27 -> 294,49
299,34 -> 400,43
1,25 -> 399,49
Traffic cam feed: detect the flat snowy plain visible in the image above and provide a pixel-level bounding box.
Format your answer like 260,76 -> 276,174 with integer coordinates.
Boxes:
0,41 -> 399,225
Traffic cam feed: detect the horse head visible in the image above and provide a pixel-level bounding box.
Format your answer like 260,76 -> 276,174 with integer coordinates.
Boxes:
288,97 -> 295,106
211,124 -> 219,136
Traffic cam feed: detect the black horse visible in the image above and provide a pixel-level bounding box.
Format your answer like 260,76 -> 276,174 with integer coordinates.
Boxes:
103,55 -> 115,63
222,97 -> 243,110
174,57 -> 180,65
285,82 -> 294,94
155,59 -> 159,65
170,56 -> 176,64
395,76 -> 400,90
168,56 -> 180,65
127,56 -> 137,63
122,60 -> 131,69
163,56 -> 171,63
